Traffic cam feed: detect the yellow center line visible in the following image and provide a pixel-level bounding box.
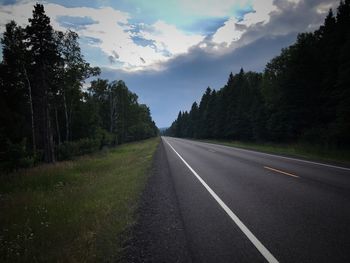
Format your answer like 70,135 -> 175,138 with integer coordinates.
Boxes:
264,166 -> 299,178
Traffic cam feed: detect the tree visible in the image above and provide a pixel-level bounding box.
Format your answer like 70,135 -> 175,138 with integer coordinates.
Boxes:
189,102 -> 199,138
26,3 -> 61,162
55,30 -> 100,142
1,22 -> 33,151
0,4 -> 158,171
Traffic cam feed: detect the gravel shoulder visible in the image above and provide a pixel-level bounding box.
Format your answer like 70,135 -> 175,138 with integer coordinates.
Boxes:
122,141 -> 192,262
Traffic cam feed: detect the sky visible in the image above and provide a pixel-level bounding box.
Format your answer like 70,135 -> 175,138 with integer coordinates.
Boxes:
0,0 -> 339,127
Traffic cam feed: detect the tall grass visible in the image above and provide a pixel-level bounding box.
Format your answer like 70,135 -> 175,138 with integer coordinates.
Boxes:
0,137 -> 159,262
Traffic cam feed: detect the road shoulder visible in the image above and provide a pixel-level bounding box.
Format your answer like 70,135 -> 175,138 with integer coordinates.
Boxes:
122,140 -> 192,262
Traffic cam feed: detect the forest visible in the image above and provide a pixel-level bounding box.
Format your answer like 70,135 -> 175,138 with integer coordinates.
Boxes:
165,0 -> 350,149
0,4 -> 158,171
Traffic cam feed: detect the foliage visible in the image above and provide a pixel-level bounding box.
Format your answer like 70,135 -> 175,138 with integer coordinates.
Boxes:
0,139 -> 36,172
165,0 -> 350,149
0,4 -> 158,171
57,138 -> 100,161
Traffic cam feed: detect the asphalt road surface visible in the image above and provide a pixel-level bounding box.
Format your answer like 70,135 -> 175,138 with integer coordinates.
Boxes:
159,136 -> 350,263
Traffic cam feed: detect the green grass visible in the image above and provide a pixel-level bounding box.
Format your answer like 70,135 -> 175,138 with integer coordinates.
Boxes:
0,137 -> 160,262
199,139 -> 350,165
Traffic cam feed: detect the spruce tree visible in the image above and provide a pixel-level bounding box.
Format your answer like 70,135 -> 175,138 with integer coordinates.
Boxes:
26,4 -> 60,162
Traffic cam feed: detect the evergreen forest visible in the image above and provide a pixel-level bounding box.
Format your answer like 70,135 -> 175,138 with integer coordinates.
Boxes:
165,0 -> 350,150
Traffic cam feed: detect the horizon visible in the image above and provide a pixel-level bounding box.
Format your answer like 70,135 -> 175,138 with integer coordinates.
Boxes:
0,0 -> 339,127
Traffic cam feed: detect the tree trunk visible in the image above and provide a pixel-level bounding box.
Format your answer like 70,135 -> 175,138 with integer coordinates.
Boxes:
63,90 -> 69,141
23,65 -> 36,154
69,101 -> 73,141
42,63 -> 55,163
46,97 -> 55,163
55,106 -> 61,145
110,90 -> 113,133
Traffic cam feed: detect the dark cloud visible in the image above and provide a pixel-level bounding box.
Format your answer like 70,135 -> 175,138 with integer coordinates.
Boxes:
229,0 -> 338,51
108,56 -> 116,64
112,51 -> 119,59
100,33 -> 297,127
111,0 -> 337,128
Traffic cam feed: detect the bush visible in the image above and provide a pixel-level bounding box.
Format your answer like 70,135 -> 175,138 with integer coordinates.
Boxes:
94,128 -> 115,147
0,139 -> 35,173
57,138 -> 100,161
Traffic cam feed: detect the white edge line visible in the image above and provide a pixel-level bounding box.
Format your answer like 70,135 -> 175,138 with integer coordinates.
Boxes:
164,138 -> 279,263
187,139 -> 350,172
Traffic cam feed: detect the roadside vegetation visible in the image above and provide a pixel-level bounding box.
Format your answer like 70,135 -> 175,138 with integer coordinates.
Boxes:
165,1 -> 350,158
0,137 -> 159,262
0,4 -> 158,172
200,139 -> 350,164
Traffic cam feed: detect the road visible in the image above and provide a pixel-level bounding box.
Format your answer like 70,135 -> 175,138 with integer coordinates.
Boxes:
161,136 -> 350,263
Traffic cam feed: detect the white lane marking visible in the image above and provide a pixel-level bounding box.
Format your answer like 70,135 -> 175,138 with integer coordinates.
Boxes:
190,140 -> 350,172
164,139 -> 279,263
264,166 -> 299,178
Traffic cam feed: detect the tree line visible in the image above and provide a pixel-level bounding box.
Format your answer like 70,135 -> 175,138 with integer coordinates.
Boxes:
0,4 -> 158,171
165,0 -> 350,148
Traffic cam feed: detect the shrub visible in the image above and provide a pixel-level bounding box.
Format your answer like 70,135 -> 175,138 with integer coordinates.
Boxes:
57,138 -> 100,161
0,139 -> 35,173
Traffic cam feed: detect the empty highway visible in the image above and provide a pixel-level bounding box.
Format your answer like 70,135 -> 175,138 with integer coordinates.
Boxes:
160,137 -> 350,263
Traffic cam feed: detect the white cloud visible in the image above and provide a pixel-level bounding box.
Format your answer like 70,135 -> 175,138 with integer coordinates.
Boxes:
0,0 -> 32,31
211,0 -> 276,46
212,18 -> 244,46
137,20 -> 204,55
287,0 -> 301,4
0,1 -> 204,71
1,0 -> 333,72
316,2 -> 334,14
240,0 -> 277,27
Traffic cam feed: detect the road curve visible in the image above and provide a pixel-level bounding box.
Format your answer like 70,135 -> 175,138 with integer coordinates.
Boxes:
161,136 -> 350,263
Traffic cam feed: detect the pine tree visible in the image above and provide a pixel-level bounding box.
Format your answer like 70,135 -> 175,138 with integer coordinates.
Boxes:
26,4 -> 60,162
0,22 -> 34,151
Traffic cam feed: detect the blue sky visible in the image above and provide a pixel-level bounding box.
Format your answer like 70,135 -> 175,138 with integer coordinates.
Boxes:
0,0 -> 338,127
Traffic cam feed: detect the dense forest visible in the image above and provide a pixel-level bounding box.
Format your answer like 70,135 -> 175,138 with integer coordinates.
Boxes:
165,0 -> 350,149
0,4 -> 158,170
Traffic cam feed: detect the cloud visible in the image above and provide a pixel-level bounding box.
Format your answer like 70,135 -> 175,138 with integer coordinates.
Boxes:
95,0 -> 339,127
0,1 -> 205,70
212,17 -> 244,45
56,15 -> 98,30
206,0 -> 338,52
232,0 -> 339,49
241,0 -> 276,27
100,33 -> 298,127
177,0 -> 250,17
136,20 -> 205,56
0,0 -> 340,127
108,55 -> 116,64
0,0 -> 282,71
211,0 -> 276,46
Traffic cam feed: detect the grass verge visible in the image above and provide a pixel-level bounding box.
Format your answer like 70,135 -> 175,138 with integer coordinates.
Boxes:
0,137 -> 160,262
199,139 -> 350,165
